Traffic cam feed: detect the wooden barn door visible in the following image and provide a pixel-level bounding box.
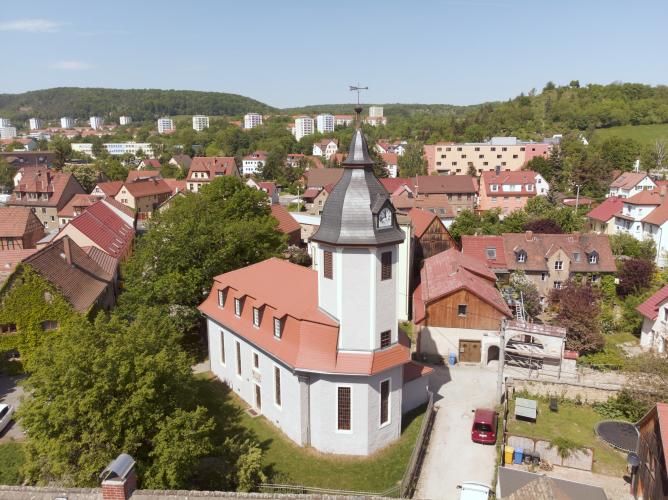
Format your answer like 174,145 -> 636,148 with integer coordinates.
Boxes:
459,340 -> 481,363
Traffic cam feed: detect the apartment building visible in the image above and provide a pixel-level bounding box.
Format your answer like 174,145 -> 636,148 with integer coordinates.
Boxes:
0,119 -> 10,128
119,116 -> 132,126
316,114 -> 335,134
369,106 -> 384,117
192,115 -> 210,131
334,114 -> 354,127
478,170 -> 549,216
28,118 -> 43,130
89,116 -> 104,130
244,113 -> 263,129
294,116 -> 315,141
157,117 -> 175,134
0,127 -> 17,140
241,151 -> 268,176
60,117 -> 74,129
425,136 -> 555,175
71,142 -> 155,158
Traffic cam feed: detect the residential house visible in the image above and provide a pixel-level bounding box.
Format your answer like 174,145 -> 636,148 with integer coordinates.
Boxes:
286,153 -> 306,168
162,178 -> 187,196
169,154 -> 192,172
1,151 -> 55,169
586,197 -> 625,234
478,170 -> 549,216
334,114 -> 354,127
198,125 -> 431,456
497,467 -> 607,500
407,208 -> 456,278
57,194 -> 99,226
634,403 -> 668,500
246,179 -> 279,204
608,171 -> 656,198
241,151 -> 268,176
380,175 -> 478,214
0,249 -> 38,286
413,248 -> 512,364
0,207 -> 45,250
613,190 -> 664,237
637,285 -> 668,352
270,204 -> 301,246
8,168 -> 85,231
461,232 -> 617,297
375,140 -> 406,157
186,157 -> 239,193
127,170 -> 161,182
307,184 -> 334,215
380,152 -> 398,178
115,178 -> 172,216
391,194 -> 457,228
91,180 -> 124,199
312,139 -> 339,160
138,159 -> 161,169
640,200 -> 668,267
303,168 -> 344,190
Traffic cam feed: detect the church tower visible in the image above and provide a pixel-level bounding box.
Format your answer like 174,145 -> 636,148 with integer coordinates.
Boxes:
312,109 -> 404,352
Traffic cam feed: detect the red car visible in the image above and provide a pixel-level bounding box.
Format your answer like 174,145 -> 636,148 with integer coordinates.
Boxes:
471,408 -> 498,444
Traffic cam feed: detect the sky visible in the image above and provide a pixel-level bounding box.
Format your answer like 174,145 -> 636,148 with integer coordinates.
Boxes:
2,0 -> 667,108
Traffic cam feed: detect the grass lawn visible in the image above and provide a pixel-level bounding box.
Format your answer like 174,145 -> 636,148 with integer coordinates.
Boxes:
195,373 -> 425,494
506,397 -> 627,476
594,123 -> 668,146
0,442 -> 25,484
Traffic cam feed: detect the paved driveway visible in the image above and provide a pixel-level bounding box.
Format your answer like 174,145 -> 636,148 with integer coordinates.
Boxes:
415,365 -> 499,500
0,375 -> 26,442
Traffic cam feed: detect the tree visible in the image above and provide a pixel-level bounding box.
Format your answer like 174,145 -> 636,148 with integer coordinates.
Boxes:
549,280 -> 604,354
617,258 -> 655,297
258,150 -> 285,181
398,142 -> 427,177
508,272 -> 541,319
0,158 -> 12,193
119,176 -> 285,332
543,81 -> 556,92
609,233 -> 656,261
49,136 -> 72,170
569,80 -> 580,89
18,309 -> 216,487
466,164 -> 477,177
523,218 -> 563,234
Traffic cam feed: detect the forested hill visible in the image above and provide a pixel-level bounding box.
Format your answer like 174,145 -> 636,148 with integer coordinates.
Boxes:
0,87 -> 276,121
282,103 -> 483,118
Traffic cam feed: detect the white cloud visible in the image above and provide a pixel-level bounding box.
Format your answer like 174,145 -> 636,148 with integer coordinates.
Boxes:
49,60 -> 92,70
0,19 -> 61,33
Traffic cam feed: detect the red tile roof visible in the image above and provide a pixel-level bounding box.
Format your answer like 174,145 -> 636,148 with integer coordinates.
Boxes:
122,178 -> 172,198
587,197 -> 624,222
63,201 -> 134,259
381,175 -> 477,195
403,361 -> 434,382
380,152 -> 398,165
101,197 -> 135,221
57,194 -> 99,218
127,170 -> 161,182
94,181 -> 123,197
380,178 -> 413,194
461,235 -> 508,269
0,207 -> 40,237
407,208 -> 443,238
305,168 -> 343,188
481,170 -> 538,196
163,178 -> 187,195
270,204 -> 301,236
625,189 -> 663,206
391,195 -> 455,218
199,258 -> 409,375
414,248 -> 511,323
636,284 -> 668,320
0,249 -> 37,285
258,181 -> 276,198
610,171 -> 652,190
11,170 -> 83,208
140,159 -> 161,169
642,200 -> 668,226
186,157 -> 238,181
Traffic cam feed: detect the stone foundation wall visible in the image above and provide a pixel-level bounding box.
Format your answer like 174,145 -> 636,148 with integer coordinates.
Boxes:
509,377 -> 621,404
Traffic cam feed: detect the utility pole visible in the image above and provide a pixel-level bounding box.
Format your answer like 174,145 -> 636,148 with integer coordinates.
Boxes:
497,318 -> 507,403
574,184 -> 581,211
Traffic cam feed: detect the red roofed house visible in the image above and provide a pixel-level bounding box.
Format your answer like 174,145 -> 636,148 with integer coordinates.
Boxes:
57,194 -> 100,226
312,139 -> 339,160
8,168 -> 86,231
115,178 -> 173,216
138,159 -> 161,169
186,157 -> 239,193
241,151 -> 268,176
637,284 -> 668,352
126,170 -> 161,182
270,204 -> 301,246
635,403 -> 668,499
407,208 -> 456,279
380,152 -> 398,178
608,171 -> 656,198
0,207 -> 45,250
380,175 -> 477,214
413,248 -> 511,364
586,196 -> 625,234
307,184 -> 335,216
91,180 -> 124,199
198,123 -> 430,456
478,169 -> 549,216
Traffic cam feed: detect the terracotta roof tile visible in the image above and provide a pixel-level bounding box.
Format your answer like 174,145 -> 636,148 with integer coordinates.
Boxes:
625,189 -> 663,205
64,201 -> 134,259
0,207 -> 40,237
11,170 -> 83,208
481,170 -> 538,196
57,194 -> 99,218
94,181 -> 123,197
407,208 -> 440,238
382,175 -> 477,195
127,170 -> 161,182
610,171 -> 652,190
162,178 -> 187,195
305,168 -> 343,188
270,204 -> 301,236
122,178 -> 172,198
587,197 -> 624,222
461,235 -> 508,269
636,284 -> 668,320
186,157 -> 238,181
642,200 -> 668,226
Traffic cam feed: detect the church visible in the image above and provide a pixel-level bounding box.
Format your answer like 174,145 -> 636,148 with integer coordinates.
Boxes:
198,112 -> 431,455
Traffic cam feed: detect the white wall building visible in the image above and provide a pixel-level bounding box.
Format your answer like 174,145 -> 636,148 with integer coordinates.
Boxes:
294,116 -> 315,141
312,139 -> 339,160
244,113 -> 263,129
60,117 -> 74,129
316,114 -> 335,134
28,118 -> 43,130
0,127 -> 17,140
192,115 -> 210,131
607,171 -> 656,198
0,118 -> 11,128
241,152 -> 268,176
71,142 -> 155,158
199,125 -> 431,456
119,116 -> 132,126
89,116 -> 104,130
369,106 -> 384,118
637,285 -> 668,353
157,117 -> 175,134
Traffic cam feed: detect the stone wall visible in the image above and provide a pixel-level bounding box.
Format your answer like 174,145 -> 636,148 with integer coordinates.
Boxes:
506,435 -> 594,471
509,377 -> 621,404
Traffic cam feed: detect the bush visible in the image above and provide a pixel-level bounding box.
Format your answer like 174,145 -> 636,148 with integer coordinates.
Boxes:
617,258 -> 655,297
550,280 -> 604,354
593,390 -> 649,421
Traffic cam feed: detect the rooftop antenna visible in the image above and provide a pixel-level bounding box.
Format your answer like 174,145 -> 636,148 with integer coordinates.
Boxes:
349,84 -> 368,124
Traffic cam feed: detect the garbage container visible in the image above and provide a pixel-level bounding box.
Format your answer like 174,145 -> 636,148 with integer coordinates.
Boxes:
504,446 -> 514,465
523,450 -> 533,464
448,352 -> 457,366
513,448 -> 523,464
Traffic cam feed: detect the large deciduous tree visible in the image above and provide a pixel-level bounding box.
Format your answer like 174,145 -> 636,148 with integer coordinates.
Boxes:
398,142 -> 427,177
549,280 -> 604,354
617,258 -> 655,298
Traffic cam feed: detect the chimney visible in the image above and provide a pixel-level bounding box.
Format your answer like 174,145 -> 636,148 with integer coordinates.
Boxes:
62,237 -> 72,265
525,230 -> 533,241
495,165 -> 501,175
660,184 -> 667,197
100,454 -> 137,500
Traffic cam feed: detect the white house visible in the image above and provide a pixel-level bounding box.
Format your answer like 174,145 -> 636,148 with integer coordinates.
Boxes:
241,151 -> 268,176
316,114 -> 335,134
637,285 -> 668,352
608,171 -> 656,198
244,113 -> 263,129
312,139 -> 339,160
199,124 -> 431,456
613,190 -> 663,240
0,118 -> 10,127
119,116 -> 132,126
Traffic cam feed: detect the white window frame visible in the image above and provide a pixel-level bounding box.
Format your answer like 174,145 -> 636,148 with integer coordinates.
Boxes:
252,351 -> 260,372
253,307 -> 260,327
554,281 -> 562,289
234,298 -> 241,317
335,384 -> 353,434
491,184 -> 498,192
554,260 -> 563,271
379,378 -> 391,428
541,272 -> 547,281
218,289 -> 226,308
235,341 -> 242,378
274,317 -> 283,339
517,252 -> 526,263
589,253 -> 598,264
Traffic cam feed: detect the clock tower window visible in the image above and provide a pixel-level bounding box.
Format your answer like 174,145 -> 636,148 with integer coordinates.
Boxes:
381,251 -> 392,280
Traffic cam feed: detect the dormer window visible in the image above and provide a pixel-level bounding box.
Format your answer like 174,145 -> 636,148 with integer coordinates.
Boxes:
218,289 -> 227,307
491,184 -> 499,192
486,247 -> 497,260
234,298 -> 242,317
572,252 -> 580,262
589,252 -> 598,264
517,251 -> 526,263
253,307 -> 261,327
526,184 -> 534,192
274,317 -> 283,339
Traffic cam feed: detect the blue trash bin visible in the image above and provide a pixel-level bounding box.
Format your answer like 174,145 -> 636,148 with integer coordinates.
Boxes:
448,352 -> 456,366
513,449 -> 523,464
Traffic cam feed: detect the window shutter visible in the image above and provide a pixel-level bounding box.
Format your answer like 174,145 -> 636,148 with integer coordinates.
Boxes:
380,330 -> 391,348
381,252 -> 392,280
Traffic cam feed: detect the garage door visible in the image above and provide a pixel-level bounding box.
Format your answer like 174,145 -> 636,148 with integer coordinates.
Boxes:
459,340 -> 481,363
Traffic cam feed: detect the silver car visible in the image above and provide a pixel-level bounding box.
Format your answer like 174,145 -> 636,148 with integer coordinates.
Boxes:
0,404 -> 14,434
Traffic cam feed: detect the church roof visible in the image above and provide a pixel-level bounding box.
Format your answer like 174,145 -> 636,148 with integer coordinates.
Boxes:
311,124 -> 405,247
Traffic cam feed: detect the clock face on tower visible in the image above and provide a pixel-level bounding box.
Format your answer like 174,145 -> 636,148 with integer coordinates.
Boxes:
378,207 -> 392,229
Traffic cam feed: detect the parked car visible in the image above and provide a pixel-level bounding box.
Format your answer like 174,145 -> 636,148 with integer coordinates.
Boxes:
457,481 -> 492,500
471,408 -> 498,444
0,404 -> 14,434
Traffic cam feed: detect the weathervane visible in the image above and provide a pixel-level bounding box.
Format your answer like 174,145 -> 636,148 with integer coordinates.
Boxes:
349,84 -> 368,124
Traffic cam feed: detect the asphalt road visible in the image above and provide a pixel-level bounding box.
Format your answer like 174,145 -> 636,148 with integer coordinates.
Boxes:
0,375 -> 26,442
415,365 -> 499,500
